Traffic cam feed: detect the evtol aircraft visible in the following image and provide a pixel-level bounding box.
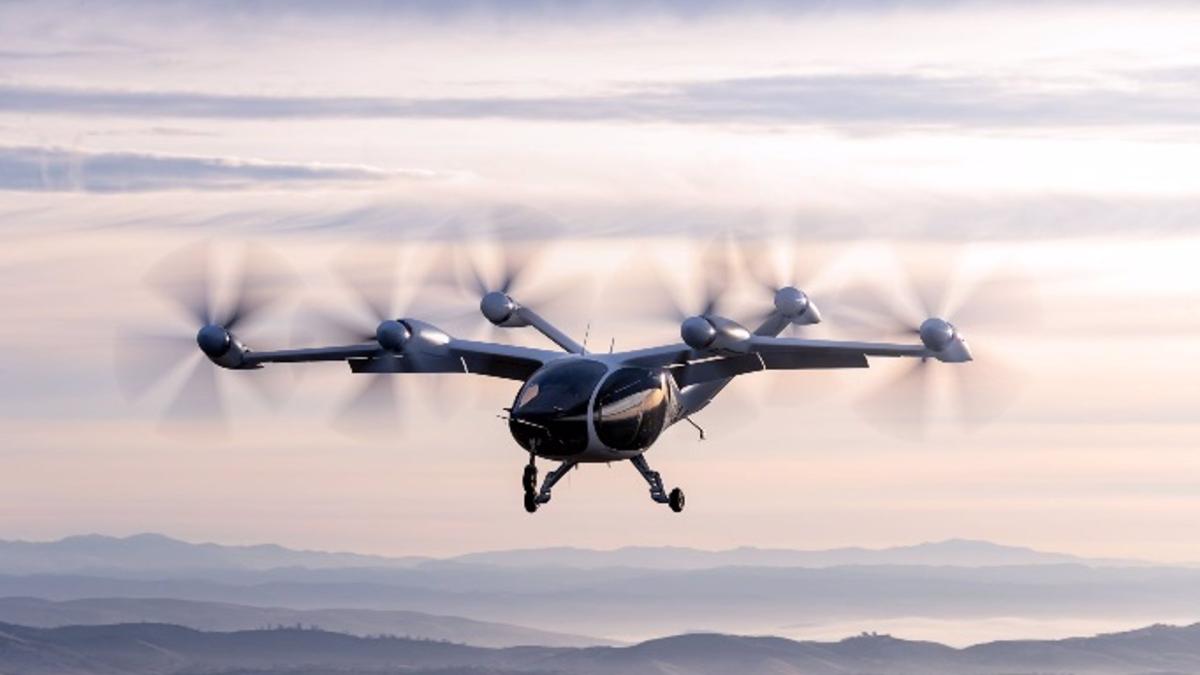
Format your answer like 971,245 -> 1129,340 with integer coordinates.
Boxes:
124,240 -> 986,514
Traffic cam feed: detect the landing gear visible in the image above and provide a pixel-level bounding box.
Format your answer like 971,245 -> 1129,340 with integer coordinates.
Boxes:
522,461 -> 537,493
522,459 -> 576,513
631,455 -> 685,513
669,487 -> 685,513
522,458 -> 539,512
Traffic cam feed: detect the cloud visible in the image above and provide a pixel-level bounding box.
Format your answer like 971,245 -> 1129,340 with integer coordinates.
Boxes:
0,146 -> 441,193
0,49 -> 109,61
4,71 -> 1199,128
0,0 -> 1034,27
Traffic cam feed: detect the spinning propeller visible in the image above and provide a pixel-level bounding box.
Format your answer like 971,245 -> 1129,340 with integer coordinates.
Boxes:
438,233 -> 592,341
737,237 -> 830,333
639,237 -> 736,326
307,233 -> 587,435
115,242 -> 292,429
300,244 -> 444,436
836,248 -> 1033,436
634,236 -> 822,352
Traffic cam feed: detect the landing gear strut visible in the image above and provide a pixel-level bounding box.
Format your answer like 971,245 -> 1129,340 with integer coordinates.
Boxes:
522,457 -> 537,493
523,459 -> 576,513
631,455 -> 685,513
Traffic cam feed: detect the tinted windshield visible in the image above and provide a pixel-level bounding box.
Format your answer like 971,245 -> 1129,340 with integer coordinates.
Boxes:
514,359 -> 607,416
509,359 -> 608,457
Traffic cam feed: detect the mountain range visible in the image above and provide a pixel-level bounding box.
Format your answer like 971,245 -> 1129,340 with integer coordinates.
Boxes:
0,532 -> 428,574
1,620 -> 1199,675
0,533 -> 1192,642
449,538 -> 1134,569
0,533 -> 1145,574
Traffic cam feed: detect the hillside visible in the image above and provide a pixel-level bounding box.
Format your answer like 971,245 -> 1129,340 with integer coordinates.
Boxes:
1,621 -> 1199,675
0,597 -> 613,648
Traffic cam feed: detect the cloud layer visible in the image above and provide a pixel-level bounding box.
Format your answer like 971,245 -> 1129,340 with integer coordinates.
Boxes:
5,71 -> 1200,128
1,0 -> 1199,567
0,147 -> 417,192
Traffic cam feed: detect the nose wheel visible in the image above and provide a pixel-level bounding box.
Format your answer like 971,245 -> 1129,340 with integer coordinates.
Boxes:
522,460 -> 538,512
522,458 -> 576,513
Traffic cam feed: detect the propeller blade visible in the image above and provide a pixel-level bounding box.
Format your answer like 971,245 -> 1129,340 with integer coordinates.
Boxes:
466,251 -> 491,298
334,372 -> 406,436
908,271 -> 946,322
220,243 -> 293,331
697,235 -> 737,317
146,242 -> 214,326
944,270 -> 1041,332
842,245 -> 1033,437
829,283 -> 919,337
436,235 -> 593,343
856,359 -> 932,439
737,236 -> 806,295
950,343 -> 1023,429
637,265 -> 690,324
162,355 -> 225,425
333,248 -> 400,325
490,239 -> 546,298
119,240 -> 295,433
301,307 -> 377,345
114,331 -> 198,400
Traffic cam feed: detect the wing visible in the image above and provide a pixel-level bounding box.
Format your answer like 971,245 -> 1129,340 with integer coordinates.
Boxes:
620,336 -> 931,387
244,337 -> 564,382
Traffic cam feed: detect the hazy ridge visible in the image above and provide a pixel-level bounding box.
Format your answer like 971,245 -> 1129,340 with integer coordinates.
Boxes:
0,533 -> 1148,573
0,597 -> 614,648
1,620 -> 1199,675
2,533 -> 1195,645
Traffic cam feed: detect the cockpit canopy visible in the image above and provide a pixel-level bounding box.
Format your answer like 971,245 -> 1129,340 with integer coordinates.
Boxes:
509,359 -> 607,456
508,360 -> 675,458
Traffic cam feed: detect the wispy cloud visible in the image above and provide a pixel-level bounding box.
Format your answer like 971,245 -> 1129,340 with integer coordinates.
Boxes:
0,146 -> 441,192
5,72 -> 1199,128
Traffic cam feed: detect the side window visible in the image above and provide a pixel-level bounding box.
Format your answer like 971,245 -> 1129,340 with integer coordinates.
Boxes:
594,368 -> 669,450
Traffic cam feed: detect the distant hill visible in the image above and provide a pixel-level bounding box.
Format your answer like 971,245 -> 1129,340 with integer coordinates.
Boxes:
0,534 -> 1181,643
1,620 -> 1199,674
448,538 -> 1137,569
0,533 -> 427,574
1,564 -> 1197,640
0,597 -> 614,648
0,533 -> 1143,576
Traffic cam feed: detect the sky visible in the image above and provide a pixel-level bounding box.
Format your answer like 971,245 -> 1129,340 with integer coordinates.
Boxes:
2,0 -> 1200,561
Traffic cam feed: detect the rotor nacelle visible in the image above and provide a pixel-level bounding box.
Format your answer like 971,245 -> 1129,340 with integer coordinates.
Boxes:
681,315 -> 751,352
919,317 -> 972,363
773,286 -> 821,325
196,324 -> 249,369
375,319 -> 411,353
480,291 -> 531,328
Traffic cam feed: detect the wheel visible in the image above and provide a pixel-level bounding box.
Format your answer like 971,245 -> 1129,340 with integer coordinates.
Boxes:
523,491 -> 539,513
522,464 -> 537,492
668,487 -> 685,513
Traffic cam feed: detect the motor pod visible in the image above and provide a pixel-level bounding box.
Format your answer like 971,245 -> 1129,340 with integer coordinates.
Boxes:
919,317 -> 973,363
375,319 -> 411,353
681,315 -> 751,352
196,324 -> 249,369
480,291 -> 530,327
774,286 -> 821,325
